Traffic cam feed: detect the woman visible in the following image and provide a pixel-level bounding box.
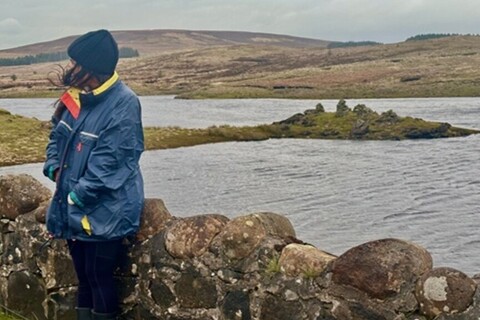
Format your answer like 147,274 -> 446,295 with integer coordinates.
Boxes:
44,29 -> 144,320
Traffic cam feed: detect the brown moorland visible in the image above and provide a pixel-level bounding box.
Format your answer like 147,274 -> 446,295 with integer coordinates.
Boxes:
0,31 -> 479,99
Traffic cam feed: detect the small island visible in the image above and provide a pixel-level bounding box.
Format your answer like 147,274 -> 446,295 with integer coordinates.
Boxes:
0,100 -> 478,166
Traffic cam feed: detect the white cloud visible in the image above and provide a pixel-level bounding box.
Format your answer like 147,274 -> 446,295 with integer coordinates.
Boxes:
0,18 -> 22,33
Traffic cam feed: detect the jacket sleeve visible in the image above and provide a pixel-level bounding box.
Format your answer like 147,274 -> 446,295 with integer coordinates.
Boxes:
72,97 -> 144,205
43,118 -> 61,178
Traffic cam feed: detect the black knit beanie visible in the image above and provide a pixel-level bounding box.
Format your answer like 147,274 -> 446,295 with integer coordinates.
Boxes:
67,29 -> 119,75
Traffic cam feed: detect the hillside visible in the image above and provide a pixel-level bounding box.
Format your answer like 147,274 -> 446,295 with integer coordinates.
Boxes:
0,29 -> 331,58
0,34 -> 479,99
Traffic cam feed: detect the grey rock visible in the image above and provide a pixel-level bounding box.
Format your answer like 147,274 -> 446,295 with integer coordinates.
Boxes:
221,290 -> 251,320
332,238 -> 432,299
0,174 -> 51,220
377,110 -> 400,125
165,214 -> 229,259
336,99 -> 351,116
353,104 -> 375,117
214,212 -> 295,262
351,119 -> 370,138
416,267 -> 477,318
174,271 -> 217,308
279,243 -> 336,278
259,294 -> 303,320
316,103 -> 325,113
6,270 -> 47,320
137,198 -> 173,242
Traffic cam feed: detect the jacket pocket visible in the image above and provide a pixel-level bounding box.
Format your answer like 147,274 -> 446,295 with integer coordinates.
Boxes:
67,205 -> 93,237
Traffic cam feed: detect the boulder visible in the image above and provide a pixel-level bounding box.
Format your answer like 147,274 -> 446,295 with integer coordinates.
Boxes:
150,279 -> 176,309
405,122 -> 452,139
33,200 -> 50,224
350,119 -> 370,138
331,238 -> 432,309
376,110 -> 400,125
165,214 -> 229,259
352,104 -> 375,117
0,174 -> 51,220
416,267 -> 477,318
214,212 -> 295,261
136,198 -> 173,242
278,244 -> 336,278
275,113 -> 304,125
315,103 -> 325,113
221,291 -> 252,320
6,270 -> 47,320
336,99 -> 351,116
174,270 -> 217,308
259,293 -> 304,320
37,240 -> 77,289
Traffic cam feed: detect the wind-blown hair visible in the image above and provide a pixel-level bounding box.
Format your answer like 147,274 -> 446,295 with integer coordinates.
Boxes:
48,62 -> 111,120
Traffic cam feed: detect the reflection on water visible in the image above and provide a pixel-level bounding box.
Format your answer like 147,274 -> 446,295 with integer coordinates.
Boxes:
1,97 -> 479,275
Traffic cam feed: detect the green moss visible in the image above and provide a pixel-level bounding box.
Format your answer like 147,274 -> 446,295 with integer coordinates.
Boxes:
175,81 -> 480,100
0,110 -> 50,166
265,254 -> 281,275
0,90 -> 61,99
0,311 -> 23,320
302,267 -> 321,279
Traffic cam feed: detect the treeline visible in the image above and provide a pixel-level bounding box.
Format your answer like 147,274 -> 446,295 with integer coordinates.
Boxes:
406,33 -> 479,41
118,47 -> 140,58
0,47 -> 139,67
327,41 -> 382,48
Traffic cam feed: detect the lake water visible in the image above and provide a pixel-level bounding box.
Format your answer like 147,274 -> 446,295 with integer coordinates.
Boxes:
1,96 -> 479,275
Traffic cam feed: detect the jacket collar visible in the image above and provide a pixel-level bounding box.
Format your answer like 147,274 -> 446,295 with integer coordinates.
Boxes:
80,72 -> 120,107
92,72 -> 119,96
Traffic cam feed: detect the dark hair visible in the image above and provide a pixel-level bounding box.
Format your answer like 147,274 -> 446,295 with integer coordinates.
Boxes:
48,62 -> 111,120
48,62 -> 111,88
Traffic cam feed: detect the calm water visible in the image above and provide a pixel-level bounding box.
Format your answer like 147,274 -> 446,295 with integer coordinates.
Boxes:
1,96 -> 479,275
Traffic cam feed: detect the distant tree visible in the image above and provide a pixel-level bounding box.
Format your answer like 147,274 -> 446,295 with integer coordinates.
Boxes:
10,74 -> 17,81
406,33 -> 458,41
118,47 -> 140,58
327,41 -> 382,48
0,47 -> 139,66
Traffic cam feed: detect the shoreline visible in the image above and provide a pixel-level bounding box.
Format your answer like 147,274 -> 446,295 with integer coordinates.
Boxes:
1,89 -> 480,100
0,101 -> 479,168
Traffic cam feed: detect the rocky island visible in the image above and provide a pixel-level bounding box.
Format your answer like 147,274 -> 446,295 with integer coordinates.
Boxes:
0,100 -> 478,166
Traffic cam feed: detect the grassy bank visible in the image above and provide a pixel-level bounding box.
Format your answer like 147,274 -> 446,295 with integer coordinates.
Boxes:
0,109 -> 274,167
175,82 -> 480,100
0,102 -> 478,167
2,82 -> 480,100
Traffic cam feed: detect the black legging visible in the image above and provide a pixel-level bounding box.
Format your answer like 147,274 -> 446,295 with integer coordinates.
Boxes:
67,239 -> 124,314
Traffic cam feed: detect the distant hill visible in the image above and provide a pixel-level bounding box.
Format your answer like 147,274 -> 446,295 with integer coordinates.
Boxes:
1,35 -> 480,100
0,29 -> 331,58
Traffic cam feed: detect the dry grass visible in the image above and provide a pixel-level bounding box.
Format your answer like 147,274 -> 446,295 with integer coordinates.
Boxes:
0,109 -> 50,166
1,36 -> 480,99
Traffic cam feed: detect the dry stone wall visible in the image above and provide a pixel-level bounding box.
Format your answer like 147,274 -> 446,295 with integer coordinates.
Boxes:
0,174 -> 480,320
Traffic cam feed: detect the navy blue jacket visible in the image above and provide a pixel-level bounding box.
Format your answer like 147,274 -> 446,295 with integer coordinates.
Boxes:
43,76 -> 144,241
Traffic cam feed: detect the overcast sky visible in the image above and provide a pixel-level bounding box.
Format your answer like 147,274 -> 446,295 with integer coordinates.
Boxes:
1,0 -> 479,50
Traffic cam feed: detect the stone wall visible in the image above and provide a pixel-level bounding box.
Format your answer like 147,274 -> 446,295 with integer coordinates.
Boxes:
1,174 -> 479,320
